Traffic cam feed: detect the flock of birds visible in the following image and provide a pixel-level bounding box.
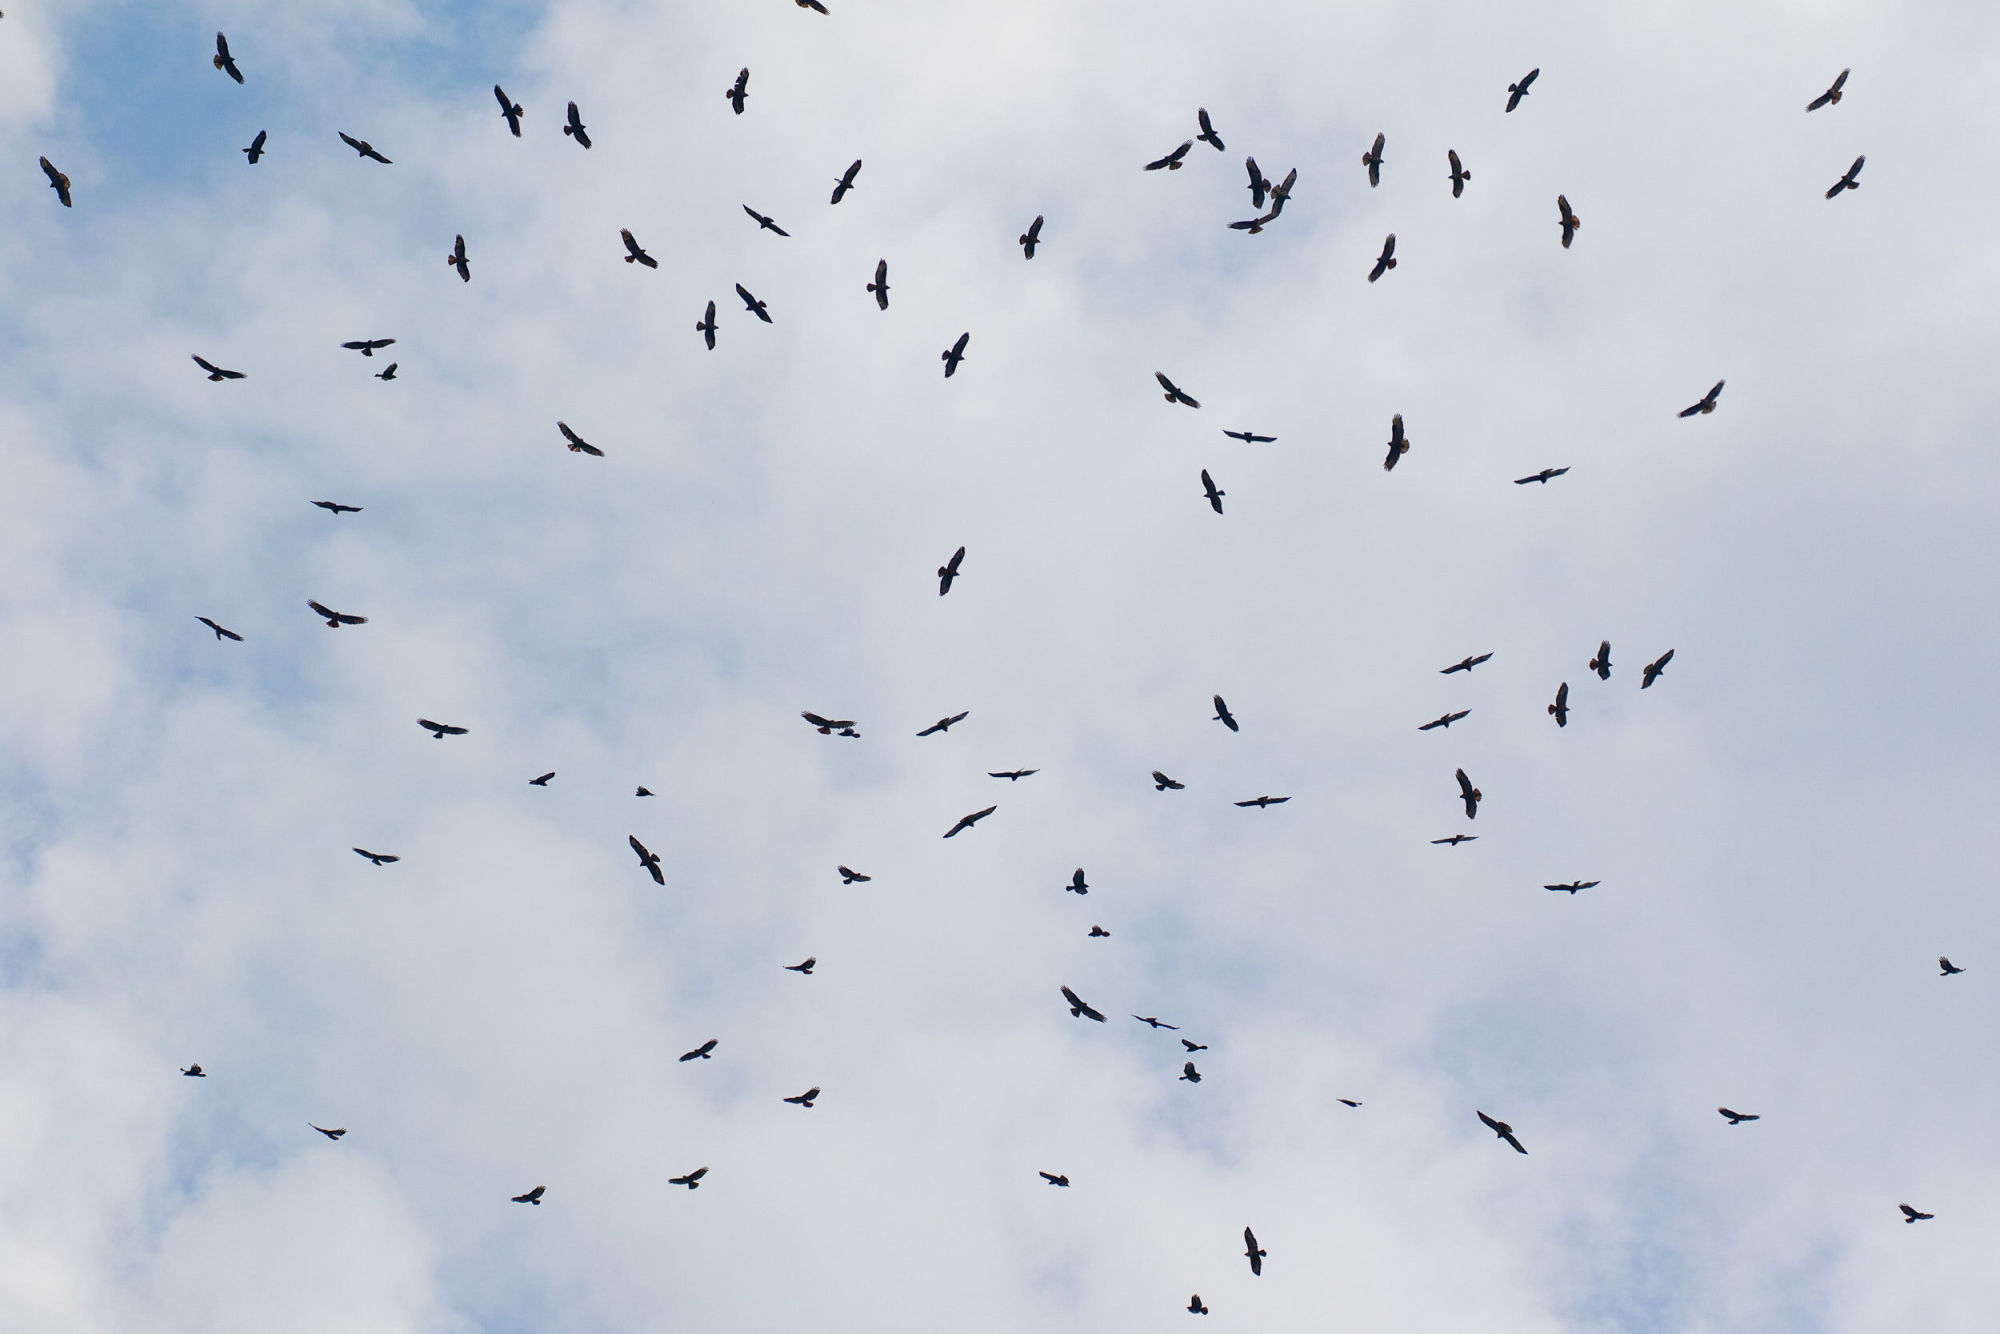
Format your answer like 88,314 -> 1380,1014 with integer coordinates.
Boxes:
26,17 -> 1959,1317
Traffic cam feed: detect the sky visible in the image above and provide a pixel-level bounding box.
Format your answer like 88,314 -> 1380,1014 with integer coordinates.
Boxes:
4,1 -> 1999,1331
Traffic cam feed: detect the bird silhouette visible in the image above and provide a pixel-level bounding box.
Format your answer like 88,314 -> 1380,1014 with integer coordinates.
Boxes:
213,32 -> 244,83
838,866 -> 871,884
191,355 -> 245,381
1040,1171 -> 1070,1186
1641,649 -> 1674,689
1133,1016 -> 1179,1030
1441,653 -> 1492,675
1213,696 -> 1239,731
1368,233 -> 1398,282
1145,140 -> 1193,171
1182,1039 -> 1207,1052
446,234 -> 470,281
1019,215 -> 1044,259
1201,469 -> 1225,513
1478,1110 -> 1527,1153
942,333 -> 970,377
493,85 -> 524,136
679,1039 -> 718,1061
530,772 -> 554,786
1155,372 -> 1200,408
669,1167 -> 708,1189
1432,834 -> 1478,846
743,205 -> 789,236
783,1086 -> 820,1106
620,229 -> 658,268
563,101 -> 591,148
1152,771 -> 1185,791
1718,1107 -> 1759,1124
736,283 -> 771,323
784,957 -> 816,975
337,133 -> 391,163
1557,195 -> 1582,248
1806,69 -> 1849,111
313,501 -> 362,514
1188,1295 -> 1209,1315
1362,132 -> 1385,186
1549,682 -> 1569,726
938,546 -> 965,595
697,300 -> 718,349
512,1186 -> 545,1205
243,129 -> 267,163
310,1124 -> 346,1140
1900,1204 -> 1933,1223
725,68 -> 750,114
1067,869 -> 1088,895
917,711 -> 969,737
1825,155 -> 1865,199
1234,795 -> 1290,808
1679,380 -> 1724,417
41,157 -> 72,206
1196,107 -> 1225,150
1515,467 -> 1569,484
830,159 -> 862,203
629,835 -> 665,885
196,617 -> 242,642
989,769 -> 1039,781
943,805 -> 996,838
1060,986 -> 1106,1021
1545,880 -> 1599,894
1382,413 -> 1411,470
1448,148 -> 1470,197
1590,641 -> 1613,679
1244,1227 -> 1266,1275
1224,429 -> 1277,443
342,338 -> 395,357
353,848 -> 399,866
1456,769 -> 1482,819
1506,67 -> 1539,112
1420,710 -> 1470,731
417,718 -> 467,739
1180,1062 -> 1202,1083
558,422 -> 603,456
1940,957 -> 1966,975
868,259 -> 889,310
181,1064 -> 205,1077
308,600 -> 366,627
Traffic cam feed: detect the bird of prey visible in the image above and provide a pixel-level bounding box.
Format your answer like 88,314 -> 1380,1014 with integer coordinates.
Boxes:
1212,695 -> 1239,731
1182,1039 -> 1207,1052
1133,1016 -> 1179,1031
213,32 -> 244,83
1590,641 -> 1612,679
797,0 -> 829,12
530,772 -> 554,786
338,132 -> 391,163
917,711 -> 970,736
801,712 -> 856,734
196,617 -> 242,642
784,957 -> 816,975
493,85 -> 523,136
1641,649 -> 1674,689
743,205 -> 790,236
182,1065 -> 205,1077
697,300 -> 718,349
1019,215 -> 1044,258
1549,682 -> 1569,727
1230,210 -> 1277,234
1456,768 -> 1482,819
1244,157 -> 1270,209
342,338 -> 395,357
1478,1110 -> 1527,1153
353,848 -> 399,866
990,769 -> 1038,781
375,363 -> 398,381
417,718 -> 467,739
563,102 -> 591,148
1516,466 -> 1569,484
1189,1295 -> 1209,1315
558,422 -> 603,456
1420,710 -> 1470,731
1368,234 -> 1398,282
1196,107 -> 1225,150
1557,194 -> 1582,248
1441,652 -> 1492,675
1338,1098 -> 1362,1107
1155,372 -> 1200,408
310,1124 -> 346,1140
629,835 -> 665,885
308,600 -> 367,627
1679,380 -> 1724,417
669,1167 -> 708,1189
1152,771 -> 1185,791
1040,1172 -> 1070,1187
1201,470 -> 1225,514
1825,155 -> 1865,199
783,1086 -> 820,1106
1432,834 -> 1478,845
1067,869 -> 1089,895
868,259 -> 889,310
736,283 -> 771,322
1545,880 -> 1599,894
40,157 -> 72,207
1180,1062 -> 1202,1083
1717,1107 -> 1759,1124
1145,140 -> 1193,171
830,867 -> 872,887
448,234 -> 469,281
243,129 -> 267,164
636,786 -> 653,796
1506,67 -> 1539,112
942,333 -> 970,378
1448,148 -> 1470,197
938,545 -> 965,595
1807,68 -> 1850,111
1244,1227 -> 1266,1276
830,159 -> 862,204
1224,430 -> 1276,443
620,229 -> 658,268
511,1186 -> 545,1205
679,1039 -> 718,1061
1900,1204 -> 1934,1223
942,806 -> 996,838
191,355 -> 245,381
1235,796 -> 1290,808
1061,986 -> 1106,1021
726,68 -> 750,114
1088,925 -> 1110,937
1362,132 -> 1385,186
1268,166 -> 1298,210
1940,957 -> 1965,975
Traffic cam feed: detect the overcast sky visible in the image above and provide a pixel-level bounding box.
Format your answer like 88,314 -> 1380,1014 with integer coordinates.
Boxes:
4,1 -> 1999,1331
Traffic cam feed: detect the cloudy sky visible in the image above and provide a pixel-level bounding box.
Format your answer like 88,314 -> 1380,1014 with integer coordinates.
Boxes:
4,1 -> 1999,1330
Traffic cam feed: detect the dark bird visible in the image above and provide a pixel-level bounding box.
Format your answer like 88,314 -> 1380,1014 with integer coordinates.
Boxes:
1545,880 -> 1599,894
563,101 -> 591,148
1456,768 -> 1482,820
1557,194 -> 1582,248
557,421 -> 603,456
310,1124 -> 346,1140
1182,1039 -> 1207,1052
1515,466 -> 1569,484
1201,470 -> 1225,514
1717,1107 -> 1759,1124
493,85 -> 524,136
1448,148 -> 1470,197
1678,380 -> 1725,418
1432,834 -> 1478,845
1244,1227 -> 1266,1276
697,300 -> 718,349
1420,710 -> 1470,731
511,1186 -> 545,1205
1152,771 -> 1185,791
838,866 -> 871,884
337,132 -> 391,163
1806,68 -> 1849,111
1506,67 -> 1539,112
191,355 -> 245,381
1641,649 -> 1674,689
938,545 -> 965,595
736,283 -> 771,322
917,711 -> 969,736
1213,696 -> 1239,731
40,157 -> 72,207
1040,1172 -> 1070,1187
1478,1110 -> 1527,1153
1155,372 -> 1200,408
530,772 -> 555,786
988,770 -> 1041,784
942,332 -> 970,378
1368,233 -> 1398,282
448,234 -> 469,282
943,805 -> 996,838
784,957 -> 816,975
620,229 -> 658,268
635,786 -> 653,797
868,259 -> 889,310
312,500 -> 362,515
375,363 -> 398,381
1133,1016 -> 1179,1030
1442,652 -> 1492,675
1088,926 -> 1109,937
1019,215 -> 1044,258
1825,155 -> 1865,199
1234,796 -> 1290,808
1196,107 -> 1225,150
1940,957 -> 1965,975
181,1065 -> 205,1077
800,712 -> 856,734
353,848 -> 399,866
1061,986 -> 1106,1022
1362,132 -> 1385,186
797,0 -> 829,12
417,718 -> 466,739
1549,682 -> 1569,727
1900,1204 -> 1933,1223
743,205 -> 790,236
669,1167 -> 708,1189
213,32 -> 244,83
1188,1295 -> 1209,1315
1270,166 -> 1299,210
196,617 -> 242,642
307,600 -> 367,627
679,1039 -> 718,1061
243,129 -> 267,164
783,1086 -> 820,1106
1224,430 -> 1276,443
1244,157 -> 1269,210
341,338 -> 395,357
629,834 -> 665,885
1338,1099 -> 1362,1107
1180,1062 -> 1202,1083
1590,641 -> 1613,679
830,159 -> 862,204
1067,869 -> 1088,895
1145,140 -> 1193,171
726,68 -> 750,115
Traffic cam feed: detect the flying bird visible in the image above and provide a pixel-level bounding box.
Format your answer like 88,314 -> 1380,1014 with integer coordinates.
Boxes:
669,1167 -> 708,1189
191,355 -> 245,381
1245,157 -> 1269,209
341,338 -> 395,357
243,129 -> 267,163
679,1040 -> 718,1061
1088,925 -> 1109,937
1441,652 -> 1492,675
213,32 -> 244,83
352,848 -> 399,866
1133,1016 -> 1179,1030
1040,1172 -> 1070,1187
1515,466 -> 1569,484
511,1186 -> 545,1205
1188,1295 -> 1209,1315
943,805 -> 996,838
1420,710 -> 1470,731
1338,1099 -> 1362,1107
1212,695 -> 1239,731
181,1065 -> 205,1077
1807,68 -> 1849,111
1549,682 -> 1569,727
697,301 -> 717,349
1182,1039 -> 1207,1052
1456,768 -> 1482,819
563,102 -> 591,148
1152,771 -> 1185,791
1900,1204 -> 1933,1223
1545,880 -> 1599,894
1244,1227 -> 1266,1276
375,363 -> 398,381
1825,155 -> 1865,199
1641,649 -> 1674,689
796,0 -> 829,12
1679,380 -> 1725,417
743,205 -> 790,236
800,712 -> 856,734
1557,194 -> 1581,248
1201,470 -> 1225,514
784,957 -> 816,975
868,259 -> 889,310
1718,1107 -> 1759,1124
40,157 -> 72,206
629,835 -> 665,885
1061,986 -> 1106,1022
942,333 -> 970,377
1590,641 -> 1612,679
938,545 -> 965,595
1506,67 -> 1539,112
1362,132 -> 1385,186
1368,233 -> 1397,282
310,1124 -> 346,1140
1019,215 -> 1044,258
736,283 -> 771,322
1180,1062 -> 1202,1083
1145,140 -> 1193,171
917,711 -> 969,736
416,718 -> 467,739
1155,372 -> 1200,408
1448,148 -> 1470,197
1196,107 -> 1225,150
830,159 -> 862,204
1478,1110 -> 1527,1153
783,1086 -> 820,1106
1432,834 -> 1478,846
1940,957 -> 1965,975
557,422 -> 603,456
1381,412 -> 1414,471
1235,795 -> 1290,808
196,617 -> 242,642
620,229 -> 657,268
990,769 -> 1038,780
1066,868 -> 1088,895
530,772 -> 554,786
337,132 -> 391,163
1224,430 -> 1276,443
837,866 -> 871,885
635,786 -> 653,796
493,85 -> 524,136
726,68 -> 750,114
448,234 -> 469,281
307,600 -> 366,627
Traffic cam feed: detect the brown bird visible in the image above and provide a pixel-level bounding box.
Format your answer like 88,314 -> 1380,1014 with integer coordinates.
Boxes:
669,1167 -> 708,1188
213,32 -> 244,83
1180,1062 -> 1202,1083
1806,69 -> 1849,111
726,68 -> 750,114
1382,413 -> 1410,471
1456,768 -> 1482,819
1065,868 -> 1089,896
493,85 -> 524,136
1590,640 -> 1612,679
1155,372 -> 1201,408
938,546 -> 965,595
1196,107 -> 1225,150
1244,1227 -> 1266,1275
868,259 -> 889,310
1019,215 -> 1044,258
736,284 -> 771,322
1368,233 -> 1397,282
679,1039 -> 718,1061
511,1186 -> 545,1205
1899,1204 -> 1933,1223
830,159 -> 862,204
40,157 -> 71,207
1678,380 -> 1724,417
1940,957 -> 1965,975
1145,140 -> 1193,171
416,718 -> 467,739
1152,771 -> 1185,791
196,617 -> 242,642
743,205 -> 790,237
1362,132 -> 1385,186
1213,695 -> 1238,731
337,132 -> 391,164
797,0 -> 829,12
447,234 -> 469,281
801,711 -> 856,734
191,355 -> 245,380
838,866 -> 871,884
312,501 -> 361,515
1060,985 -> 1106,1022
1244,156 -> 1270,210
1201,469 -> 1225,513
943,805 -> 996,838
1478,1109 -> 1527,1153
310,1124 -> 346,1140
1441,653 -> 1493,675
1825,155 -> 1865,199
989,769 -> 1038,780
942,332 -> 970,377
243,129 -> 267,164
1506,67 -> 1539,112
341,338 -> 395,356
1448,148 -> 1470,197
1432,834 -> 1478,846
629,835 -> 665,885
1188,1295 -> 1209,1315
1641,649 -> 1674,689
563,102 -> 591,149
374,363 -> 397,381
1041,1171 -> 1070,1186
353,848 -> 399,866
558,422 -> 603,456
1545,880 -> 1599,894
783,1086 -> 820,1106
181,1065 -> 206,1077
530,772 -> 555,786
1718,1107 -> 1759,1124
1088,926 -> 1109,937
307,600 -> 366,627
1549,682 -> 1569,726
916,711 -> 969,736
1420,710 -> 1469,731
1234,796 -> 1289,808
1557,194 -> 1581,248
697,300 -> 717,349
620,229 -> 658,268
784,957 -> 816,975
1515,467 -> 1569,484
1182,1039 -> 1207,1052
1133,1016 -> 1179,1030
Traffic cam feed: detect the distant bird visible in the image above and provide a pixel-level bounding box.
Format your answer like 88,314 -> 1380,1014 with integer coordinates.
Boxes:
493,85 -> 524,136
1269,166 -> 1298,211
1245,157 -> 1270,210
1432,834 -> 1478,846
1441,653 -> 1492,675
1557,194 -> 1582,248
629,835 -> 665,885
1505,67 -> 1539,112
558,421 -> 603,456
1515,466 -> 1569,484
635,786 -> 653,797
1061,985 -> 1106,1022
990,769 -> 1038,781
679,1039 -> 718,1061
1182,1039 -> 1207,1052
1545,880 -> 1599,894
1825,155 -> 1865,199
1717,1107 -> 1759,1124
310,1124 -> 346,1140
1641,649 -> 1674,689
801,712 -> 856,734
1188,1295 -> 1209,1315
1133,1016 -> 1179,1030
563,102 -> 591,148
943,805 -> 997,838
1420,710 -> 1470,731
942,332 -> 970,377
40,157 -> 72,207
181,1065 -> 205,1077
1900,1204 -> 1933,1223
1362,132 -> 1385,186
1338,1099 -> 1362,1107
191,355 -> 245,381
743,205 -> 789,237
243,129 -> 267,164
697,300 -> 718,349
837,865 -> 871,885
784,957 -> 816,975
417,718 -> 466,739
1244,1227 -> 1266,1276
868,259 -> 889,310
830,159 -> 862,204
1940,957 -> 1965,975
1807,69 -> 1850,111
1590,640 -> 1613,679
1235,795 -> 1290,808
1213,695 -> 1239,731
1152,771 -> 1185,791
337,132 -> 391,163
668,1167 -> 708,1189
353,848 -> 399,866
196,617 -> 242,642
375,363 -> 398,381
1145,140 -> 1193,171
1549,682 -> 1569,727
1448,148 -> 1470,197
1019,215 -> 1044,258
1224,429 -> 1276,443
511,1186 -> 545,1205
1088,926 -> 1109,937
620,229 -> 658,268
1456,768 -> 1482,819
726,68 -> 750,114
530,772 -> 554,786
1180,1062 -> 1202,1083
342,338 -> 395,357
1679,380 -> 1725,417
917,711 -> 969,736
1368,234 -> 1398,282
307,600 -> 366,627
213,32 -> 244,83
1201,470 -> 1225,514
448,234 -> 469,282
938,545 -> 965,595
1040,1171 -> 1070,1187
1478,1110 -> 1527,1153
1067,869 -> 1088,895
797,0 -> 829,12
1156,372 -> 1200,408
783,1086 -> 820,1106
736,283 -> 771,322
1196,107 -> 1225,150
